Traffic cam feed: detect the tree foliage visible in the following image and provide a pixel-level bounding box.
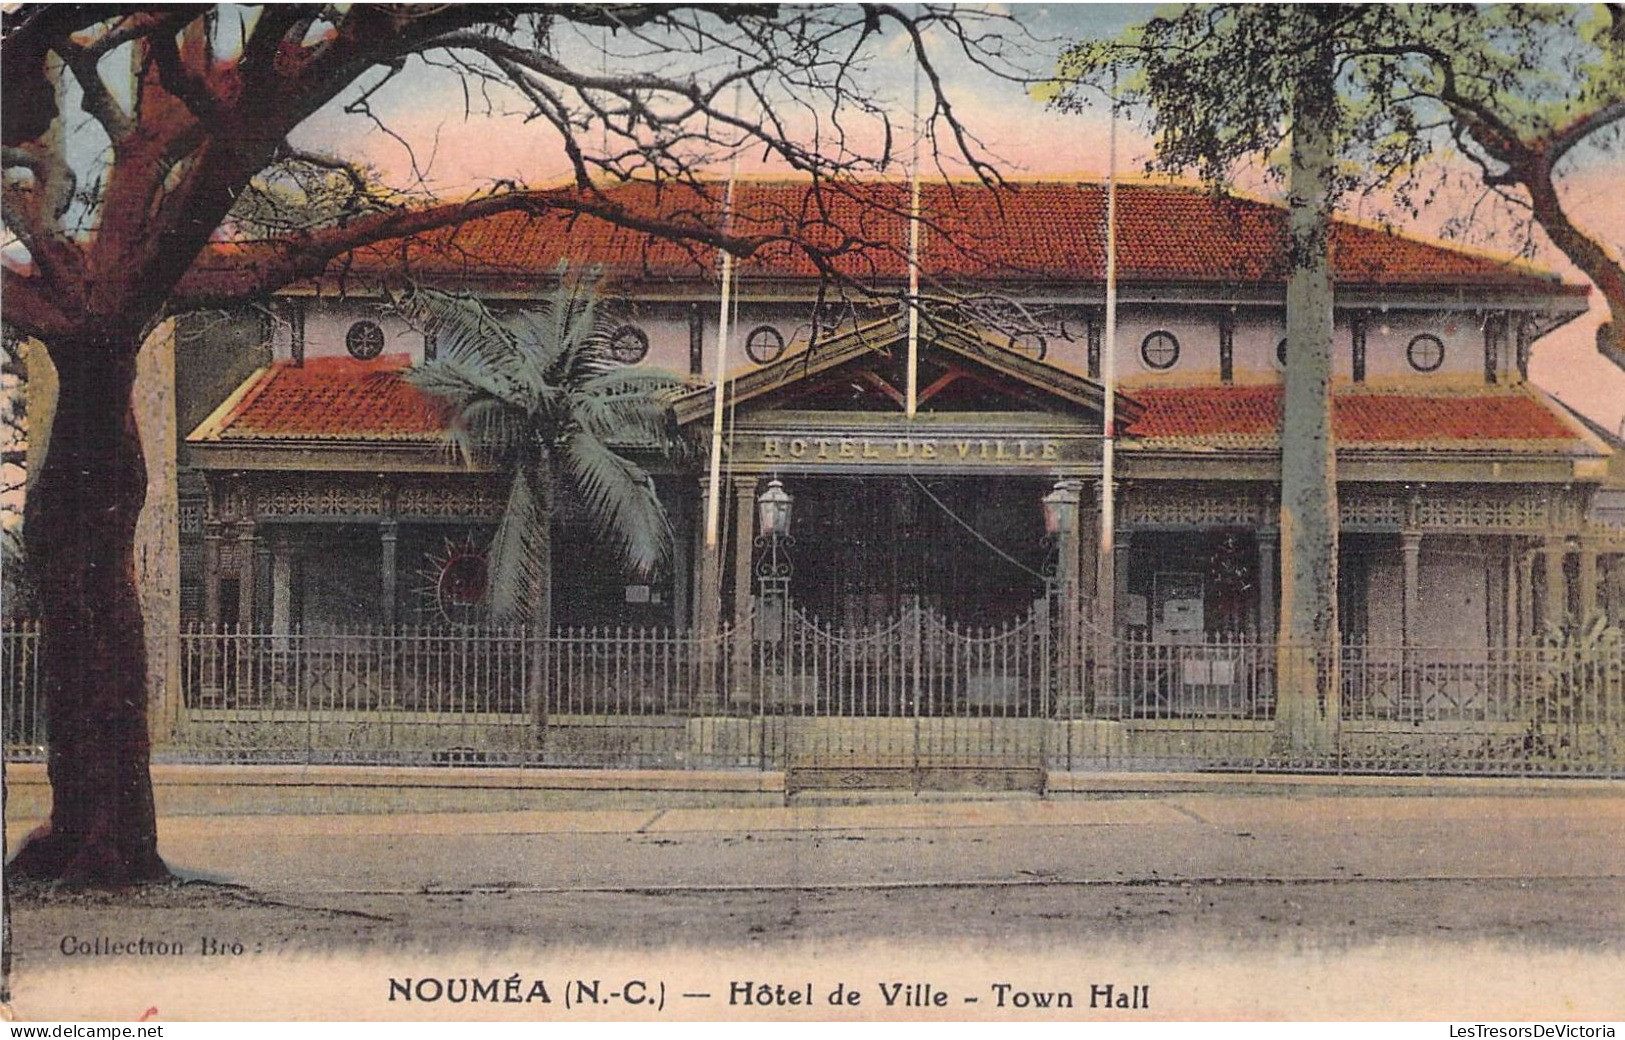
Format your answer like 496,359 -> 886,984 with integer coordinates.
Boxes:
1053,3 -> 1625,367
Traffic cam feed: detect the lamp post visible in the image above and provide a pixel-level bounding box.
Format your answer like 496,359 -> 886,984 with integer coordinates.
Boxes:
754,477 -> 795,640
1042,479 -> 1083,718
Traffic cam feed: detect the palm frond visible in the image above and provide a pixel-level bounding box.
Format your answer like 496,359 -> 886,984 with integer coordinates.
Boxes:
405,329 -> 526,411
399,288 -> 535,403
558,430 -> 671,578
572,392 -> 680,451
458,396 -> 532,464
577,365 -> 688,398
400,358 -> 485,409
485,461 -> 551,625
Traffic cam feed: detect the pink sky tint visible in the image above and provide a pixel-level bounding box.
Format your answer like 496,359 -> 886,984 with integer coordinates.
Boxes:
293,6 -> 1625,434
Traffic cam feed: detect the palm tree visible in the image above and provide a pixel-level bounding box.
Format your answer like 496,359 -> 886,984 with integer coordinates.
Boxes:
396,274 -> 685,634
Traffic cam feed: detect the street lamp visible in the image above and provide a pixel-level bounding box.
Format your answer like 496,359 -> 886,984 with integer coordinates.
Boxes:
1042,480 -> 1079,538
757,478 -> 793,538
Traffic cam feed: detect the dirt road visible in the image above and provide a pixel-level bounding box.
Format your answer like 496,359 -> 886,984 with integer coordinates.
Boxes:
8,790 -> 1624,1020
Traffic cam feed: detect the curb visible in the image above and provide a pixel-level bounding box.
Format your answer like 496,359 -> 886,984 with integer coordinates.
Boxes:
1045,770 -> 1625,798
8,763 -> 1623,821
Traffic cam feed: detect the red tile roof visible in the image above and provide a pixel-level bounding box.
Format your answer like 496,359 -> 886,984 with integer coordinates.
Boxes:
1125,385 -> 1591,452
190,180 -> 1584,296
194,354 -> 1595,461
191,355 -> 447,442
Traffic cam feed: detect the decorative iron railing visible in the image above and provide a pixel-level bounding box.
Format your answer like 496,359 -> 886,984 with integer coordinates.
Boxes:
2,621 -> 45,752
2,622 -> 1620,775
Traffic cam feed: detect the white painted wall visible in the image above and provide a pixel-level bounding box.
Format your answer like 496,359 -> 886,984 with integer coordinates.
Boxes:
288,296 -> 1514,395
1363,313 -> 1487,384
292,301 -> 427,363
1114,307 -> 1225,385
1105,306 -> 1498,388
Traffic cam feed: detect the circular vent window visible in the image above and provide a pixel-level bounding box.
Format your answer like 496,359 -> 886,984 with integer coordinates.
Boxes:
1010,332 -> 1048,361
1277,337 -> 1289,367
346,320 -> 385,360
1407,333 -> 1445,372
1140,330 -> 1180,370
745,325 -> 786,365
608,324 -> 650,364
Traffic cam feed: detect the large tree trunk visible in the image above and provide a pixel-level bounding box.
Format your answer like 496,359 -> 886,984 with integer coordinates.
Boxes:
8,333 -> 169,884
1273,19 -> 1342,758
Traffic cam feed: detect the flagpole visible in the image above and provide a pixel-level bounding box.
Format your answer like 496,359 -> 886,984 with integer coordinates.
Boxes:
906,59 -> 922,418
703,170 -> 738,555
1099,68 -> 1119,634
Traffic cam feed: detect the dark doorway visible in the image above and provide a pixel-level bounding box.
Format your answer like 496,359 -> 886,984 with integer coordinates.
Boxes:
784,475 -> 1048,627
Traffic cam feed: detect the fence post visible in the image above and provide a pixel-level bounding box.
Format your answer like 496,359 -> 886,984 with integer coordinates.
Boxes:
529,623 -> 549,760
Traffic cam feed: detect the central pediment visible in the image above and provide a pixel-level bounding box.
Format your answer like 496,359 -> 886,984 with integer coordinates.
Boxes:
672,316 -> 1137,428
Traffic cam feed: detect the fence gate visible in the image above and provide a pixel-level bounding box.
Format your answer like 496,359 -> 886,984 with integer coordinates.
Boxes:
760,599 -> 1052,793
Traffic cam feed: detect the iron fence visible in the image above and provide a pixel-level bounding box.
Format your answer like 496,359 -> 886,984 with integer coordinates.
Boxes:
2,622 -> 45,753
1075,636 -> 1624,775
2,621 -> 1620,777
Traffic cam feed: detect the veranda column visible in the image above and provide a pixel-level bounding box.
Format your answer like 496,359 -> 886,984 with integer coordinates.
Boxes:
1112,533 -> 1133,636
1607,551 -> 1625,620
670,491 -> 691,630
1400,530 -> 1423,710
729,475 -> 759,706
202,520 -> 223,627
1095,529 -> 1132,718
1501,541 -> 1519,647
1077,498 -> 1100,606
235,520 -> 256,628
1257,526 -> 1280,711
1083,481 -> 1112,717
1577,539 -> 1599,621
1400,531 -> 1423,648
1542,538 -> 1568,631
270,534 -> 292,646
379,518 -> 400,705
1257,527 -> 1279,644
1095,480 -> 1118,634
692,476 -> 722,636
1520,543 -> 1536,640
379,519 -> 399,627
1056,479 -> 1084,716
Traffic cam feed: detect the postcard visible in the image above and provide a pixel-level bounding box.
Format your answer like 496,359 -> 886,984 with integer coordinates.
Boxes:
3,3 -> 1623,1024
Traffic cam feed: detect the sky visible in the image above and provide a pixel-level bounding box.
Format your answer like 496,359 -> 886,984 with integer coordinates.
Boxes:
287,2 -> 1625,433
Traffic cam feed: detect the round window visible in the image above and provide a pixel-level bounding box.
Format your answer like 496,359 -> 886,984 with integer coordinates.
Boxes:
745,325 -> 786,365
346,320 -> 385,360
1407,333 -> 1445,372
1010,332 -> 1048,361
608,324 -> 650,364
1140,330 -> 1180,370
1277,337 -> 1289,367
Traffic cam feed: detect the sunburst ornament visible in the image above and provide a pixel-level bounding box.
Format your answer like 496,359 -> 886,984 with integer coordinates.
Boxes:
417,536 -> 490,625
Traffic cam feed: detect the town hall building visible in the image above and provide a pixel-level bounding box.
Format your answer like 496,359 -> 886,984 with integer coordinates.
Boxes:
164,179 -> 1625,777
